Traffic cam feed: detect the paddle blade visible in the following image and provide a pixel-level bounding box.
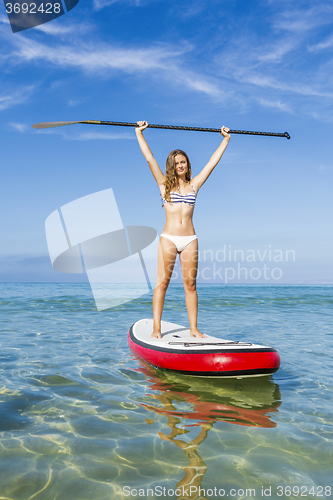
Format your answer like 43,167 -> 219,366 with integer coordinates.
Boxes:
32,121 -> 83,129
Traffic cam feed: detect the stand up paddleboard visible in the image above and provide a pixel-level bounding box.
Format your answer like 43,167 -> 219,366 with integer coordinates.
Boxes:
128,319 -> 280,378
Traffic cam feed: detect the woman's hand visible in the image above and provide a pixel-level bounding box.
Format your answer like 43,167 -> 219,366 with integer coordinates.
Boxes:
136,120 -> 149,133
221,126 -> 230,140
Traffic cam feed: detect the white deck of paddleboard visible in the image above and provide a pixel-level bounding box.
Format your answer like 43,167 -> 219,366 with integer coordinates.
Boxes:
132,319 -> 269,351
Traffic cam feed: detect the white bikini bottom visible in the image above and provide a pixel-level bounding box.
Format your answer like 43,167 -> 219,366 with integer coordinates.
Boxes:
160,234 -> 197,253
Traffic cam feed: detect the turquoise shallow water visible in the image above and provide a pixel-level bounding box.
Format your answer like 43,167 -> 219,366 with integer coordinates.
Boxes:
0,283 -> 332,500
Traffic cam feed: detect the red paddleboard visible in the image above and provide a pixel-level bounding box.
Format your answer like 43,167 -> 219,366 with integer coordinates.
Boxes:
128,319 -> 280,378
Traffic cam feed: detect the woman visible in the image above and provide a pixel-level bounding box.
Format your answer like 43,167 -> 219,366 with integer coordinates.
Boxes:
136,121 -> 230,338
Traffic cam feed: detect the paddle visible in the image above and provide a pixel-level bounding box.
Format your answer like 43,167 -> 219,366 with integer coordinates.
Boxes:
32,120 -> 291,139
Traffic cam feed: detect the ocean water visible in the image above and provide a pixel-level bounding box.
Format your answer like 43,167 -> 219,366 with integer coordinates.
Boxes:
0,283 -> 332,500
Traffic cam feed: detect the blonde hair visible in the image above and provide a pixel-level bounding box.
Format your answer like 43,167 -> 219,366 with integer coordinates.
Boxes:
163,150 -> 192,203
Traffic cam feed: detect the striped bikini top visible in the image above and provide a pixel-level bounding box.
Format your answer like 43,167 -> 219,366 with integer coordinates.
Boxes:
162,183 -> 196,206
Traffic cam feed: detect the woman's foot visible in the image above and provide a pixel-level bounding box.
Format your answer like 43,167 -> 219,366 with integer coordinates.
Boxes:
190,328 -> 206,338
151,328 -> 162,339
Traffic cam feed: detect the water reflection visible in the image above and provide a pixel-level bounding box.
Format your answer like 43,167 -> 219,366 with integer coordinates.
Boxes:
159,419 -> 212,500
135,359 -> 282,500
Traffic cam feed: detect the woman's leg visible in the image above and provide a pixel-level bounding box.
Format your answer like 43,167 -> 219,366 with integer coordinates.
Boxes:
152,236 -> 178,338
179,239 -> 206,338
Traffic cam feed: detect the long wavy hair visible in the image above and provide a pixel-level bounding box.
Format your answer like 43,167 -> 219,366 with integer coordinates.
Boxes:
163,150 -> 192,203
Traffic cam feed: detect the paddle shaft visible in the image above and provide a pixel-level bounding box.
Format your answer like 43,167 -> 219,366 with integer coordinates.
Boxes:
86,120 -> 291,139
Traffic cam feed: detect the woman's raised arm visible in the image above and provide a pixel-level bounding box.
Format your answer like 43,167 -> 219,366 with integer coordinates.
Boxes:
135,121 -> 166,186
191,126 -> 230,192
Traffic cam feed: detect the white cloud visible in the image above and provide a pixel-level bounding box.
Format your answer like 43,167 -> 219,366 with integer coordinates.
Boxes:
236,72 -> 333,99
93,0 -> 125,10
0,14 -> 9,24
67,99 -> 82,106
9,122 -> 29,132
10,36 -> 187,73
169,1 -> 206,19
256,98 -> 293,114
273,4 -> 333,34
317,165 -> 332,171
308,34 -> 333,53
0,85 -> 36,111
210,3 -> 333,120
257,40 -> 297,63
3,34 -> 222,99
174,71 -> 221,98
34,23 -> 84,35
93,0 -> 147,11
310,111 -> 333,124
31,125 -> 136,140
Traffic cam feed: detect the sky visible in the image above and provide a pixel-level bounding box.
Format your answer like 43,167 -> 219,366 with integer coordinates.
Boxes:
1,0 -> 333,285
